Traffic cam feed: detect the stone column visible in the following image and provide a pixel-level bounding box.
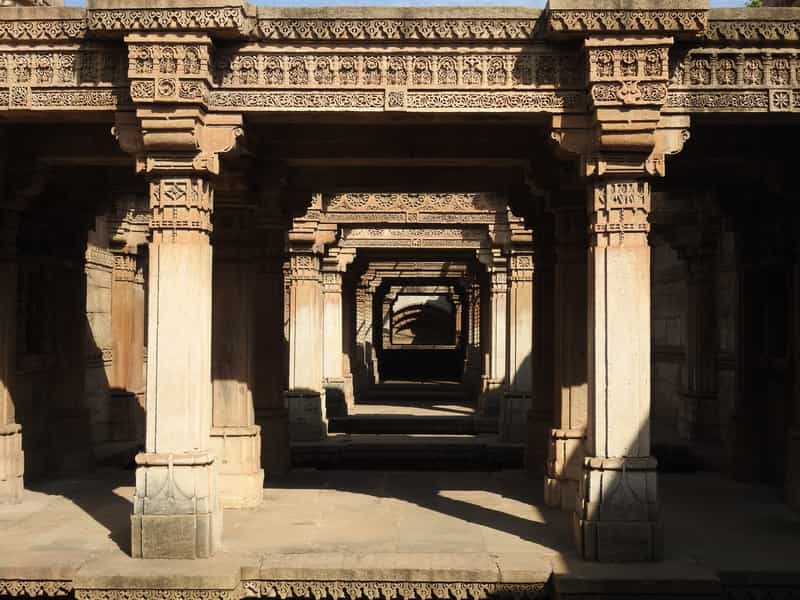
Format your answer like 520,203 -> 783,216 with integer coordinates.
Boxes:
575,178 -> 660,561
501,251 -> 534,442
131,174 -> 220,558
789,245 -> 800,512
322,266 -> 347,416
354,280 -> 377,394
285,252 -> 327,441
528,211 -> 555,477
254,227 -> 290,477
51,230 -> 93,474
116,29 -> 244,557
210,209 -> 263,509
0,210 -> 23,504
465,281 -> 483,399
546,204 -> 588,510
480,257 -> 508,415
681,241 -> 718,443
131,256 -> 147,443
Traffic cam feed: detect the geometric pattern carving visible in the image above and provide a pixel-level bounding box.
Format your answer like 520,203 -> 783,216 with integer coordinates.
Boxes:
548,9 -> 707,35
589,180 -> 651,248
149,177 -> 213,243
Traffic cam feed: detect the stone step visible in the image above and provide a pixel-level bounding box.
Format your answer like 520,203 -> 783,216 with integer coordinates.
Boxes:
328,415 -> 497,435
291,434 -> 523,470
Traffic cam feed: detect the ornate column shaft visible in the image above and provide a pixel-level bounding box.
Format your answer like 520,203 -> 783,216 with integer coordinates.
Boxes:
527,211 -> 556,477
210,207 -> 263,509
285,252 -> 327,441
465,281 -> 483,399
546,203 -> 589,510
479,254 -> 508,415
682,242 -> 718,442
0,209 -> 23,504
135,173 -> 220,558
322,256 -> 353,416
254,221 -> 290,477
501,251 -> 534,442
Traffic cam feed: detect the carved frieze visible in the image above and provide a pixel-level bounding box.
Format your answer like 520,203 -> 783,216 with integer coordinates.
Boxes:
257,18 -> 539,41
0,580 -> 72,597
325,192 -> 505,213
341,226 -> 489,249
668,47 -> 800,112
213,48 -> 583,90
0,45 -> 128,110
705,15 -> 800,42
547,8 -> 707,36
0,18 -> 87,41
88,7 -> 249,34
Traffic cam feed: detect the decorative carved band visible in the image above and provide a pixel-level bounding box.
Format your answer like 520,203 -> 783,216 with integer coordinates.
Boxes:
547,9 -> 707,35
705,17 -> 800,42
589,180 -> 651,248
70,581 -> 548,600
0,19 -> 87,41
250,580 -> 545,600
0,580 -> 72,597
88,7 -> 248,34
257,18 -> 539,41
149,177 -> 213,243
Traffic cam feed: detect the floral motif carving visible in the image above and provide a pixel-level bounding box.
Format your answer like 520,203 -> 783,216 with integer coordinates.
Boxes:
547,9 -> 707,34
0,580 -> 72,597
257,18 -> 538,41
0,19 -> 86,40
89,7 -> 247,32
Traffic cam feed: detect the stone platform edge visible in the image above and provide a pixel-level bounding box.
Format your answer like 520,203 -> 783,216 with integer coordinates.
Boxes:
2,558 -> 800,600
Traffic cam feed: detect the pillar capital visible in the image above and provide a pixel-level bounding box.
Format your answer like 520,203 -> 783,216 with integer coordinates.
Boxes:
114,109 -> 244,177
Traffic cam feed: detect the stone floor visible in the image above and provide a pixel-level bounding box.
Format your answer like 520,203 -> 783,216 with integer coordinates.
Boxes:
1,469 -> 799,590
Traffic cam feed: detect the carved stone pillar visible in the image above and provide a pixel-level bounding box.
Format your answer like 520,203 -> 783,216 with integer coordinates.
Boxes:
465,281 -> 483,399
51,230 -> 93,474
354,281 -> 377,394
109,249 -> 140,441
254,221 -> 289,477
548,13 -> 694,555
132,173 -> 221,558
501,251 -> 534,442
210,207 -> 263,509
528,211 -> 555,477
681,241 -> 718,443
117,26 -> 245,557
546,203 -> 588,510
479,254 -> 508,415
0,210 -> 23,504
572,176 -> 660,561
322,264 -> 347,416
285,252 -> 326,441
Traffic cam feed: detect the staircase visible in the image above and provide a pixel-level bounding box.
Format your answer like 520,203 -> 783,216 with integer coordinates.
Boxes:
291,383 -> 523,470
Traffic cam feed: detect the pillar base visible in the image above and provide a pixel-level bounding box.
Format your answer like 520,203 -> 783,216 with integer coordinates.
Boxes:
545,428 -> 586,510
323,378 -> 348,418
499,392 -> 531,443
525,408 -> 552,477
0,424 -> 24,505
787,426 -> 800,512
574,456 -> 661,562
286,390 -> 328,442
478,378 -> 504,417
257,408 -> 290,477
210,425 -> 264,509
131,451 -> 222,559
